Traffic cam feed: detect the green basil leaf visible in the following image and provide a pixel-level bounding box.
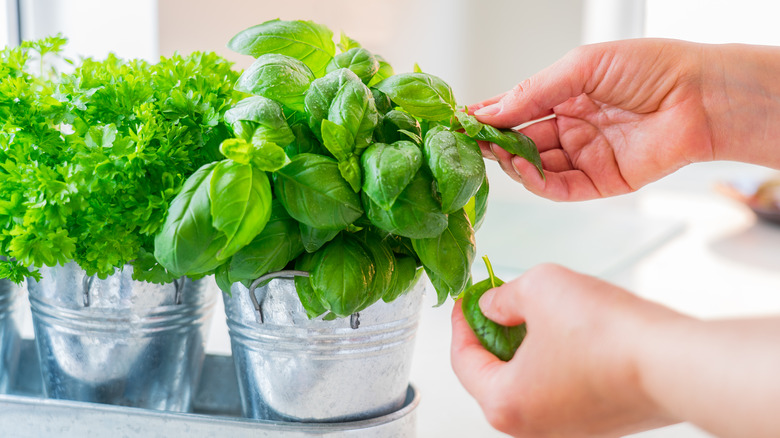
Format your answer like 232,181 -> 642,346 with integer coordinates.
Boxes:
215,262 -> 233,295
462,257 -> 526,361
310,232 -> 375,317
423,126 -> 486,214
153,162 -> 227,276
285,120 -> 325,157
361,140 -> 422,210
337,155 -> 362,193
370,87 -> 393,114
225,96 -> 295,146
472,174 -> 489,231
274,153 -> 363,230
354,230 -> 396,310
383,255 -> 421,303
299,223 -> 340,253
209,160 -> 273,260
219,138 -> 290,172
304,68 -> 360,140
454,110 -> 483,137
412,209 -> 476,305
227,200 -> 304,283
227,19 -> 336,77
375,109 -> 422,145
235,54 -> 315,112
363,168 -> 448,239
375,72 -> 456,121
337,31 -> 361,52
474,125 -> 543,177
321,118 -> 351,161
294,252 -> 328,319
326,47 -> 379,84
366,55 -> 395,88
327,72 -> 378,152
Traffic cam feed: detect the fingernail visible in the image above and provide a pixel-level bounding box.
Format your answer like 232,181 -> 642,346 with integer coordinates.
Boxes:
479,289 -> 496,311
474,103 -> 501,117
510,159 -> 525,183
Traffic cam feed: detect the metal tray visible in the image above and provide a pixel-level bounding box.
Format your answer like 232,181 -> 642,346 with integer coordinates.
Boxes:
0,339 -> 419,437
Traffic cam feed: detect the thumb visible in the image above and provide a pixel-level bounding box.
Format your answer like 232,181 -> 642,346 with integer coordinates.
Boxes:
478,280 -> 527,326
472,46 -> 595,128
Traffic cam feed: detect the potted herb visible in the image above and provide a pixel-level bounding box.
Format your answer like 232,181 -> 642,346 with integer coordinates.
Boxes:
153,19 -> 542,422
0,36 -> 241,411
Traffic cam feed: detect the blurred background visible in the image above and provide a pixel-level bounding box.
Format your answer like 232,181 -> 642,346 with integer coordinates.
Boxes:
3,1 -> 780,437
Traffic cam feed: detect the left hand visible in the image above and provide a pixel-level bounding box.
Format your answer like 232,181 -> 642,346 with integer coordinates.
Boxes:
450,263 -> 680,437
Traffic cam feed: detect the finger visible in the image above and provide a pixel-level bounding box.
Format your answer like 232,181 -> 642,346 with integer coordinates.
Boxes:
478,141 -> 498,161
467,91 -> 509,114
517,118 -> 560,153
451,299 -> 504,401
478,282 -> 528,326
490,143 -> 524,184
473,49 -> 591,128
511,162 -> 604,202
540,149 -> 574,173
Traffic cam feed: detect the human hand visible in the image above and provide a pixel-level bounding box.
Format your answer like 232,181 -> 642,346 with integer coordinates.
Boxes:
451,263 -> 682,437
472,39 -> 780,201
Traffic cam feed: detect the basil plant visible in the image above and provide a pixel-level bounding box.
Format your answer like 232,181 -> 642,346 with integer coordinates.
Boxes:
153,19 -> 543,320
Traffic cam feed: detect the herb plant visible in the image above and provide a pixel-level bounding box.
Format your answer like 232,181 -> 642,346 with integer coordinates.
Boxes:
153,19 -> 543,321
0,36 -> 241,283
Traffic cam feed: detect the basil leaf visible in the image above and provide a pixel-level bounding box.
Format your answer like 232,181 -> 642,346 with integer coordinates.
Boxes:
327,72 -> 378,152
209,160 -> 273,259
462,258 -> 526,361
274,153 -> 363,230
304,68 -> 360,140
227,19 -> 336,77
423,126 -> 486,214
375,72 -> 456,121
153,162 -> 227,276
235,54 -> 314,113
363,168 -> 448,239
337,31 -> 361,52
321,118 -> 351,161
225,96 -> 295,146
286,120 -> 325,157
370,87 -> 393,115
299,223 -> 340,253
219,138 -> 290,172
310,232 -> 375,317
366,55 -> 395,88
361,140 -> 422,210
474,125 -> 543,177
383,255 -> 421,303
294,252 -> 328,319
473,174 -> 489,231
412,209 -> 476,305
227,200 -> 303,283
337,155 -> 362,193
375,109 -> 422,145
454,110 -> 483,137
354,230 -> 396,310
326,47 -> 379,84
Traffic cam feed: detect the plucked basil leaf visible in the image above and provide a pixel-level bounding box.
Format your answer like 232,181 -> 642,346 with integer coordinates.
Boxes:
294,252 -> 328,319
375,72 -> 456,121
474,124 -> 543,177
209,160 -> 273,259
412,209 -> 476,305
225,96 -> 295,146
274,153 -> 363,230
454,110 -> 483,137
227,200 -> 303,283
227,19 -> 336,77
462,257 -> 526,361
235,54 -> 315,112
363,168 -> 448,239
361,140 -> 422,210
154,162 -> 227,276
310,232 -> 375,317
423,126 -> 486,214
326,47 -> 379,84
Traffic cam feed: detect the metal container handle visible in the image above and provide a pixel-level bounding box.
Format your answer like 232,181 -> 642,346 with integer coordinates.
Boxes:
82,274 -> 187,308
247,270 -> 361,329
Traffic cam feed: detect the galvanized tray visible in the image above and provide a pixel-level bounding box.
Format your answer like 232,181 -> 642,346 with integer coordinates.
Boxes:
0,339 -> 419,437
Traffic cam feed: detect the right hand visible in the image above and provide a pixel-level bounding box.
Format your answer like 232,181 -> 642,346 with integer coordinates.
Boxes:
471,39 -> 780,201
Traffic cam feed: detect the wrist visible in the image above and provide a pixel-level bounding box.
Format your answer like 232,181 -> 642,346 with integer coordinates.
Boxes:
701,43 -> 780,168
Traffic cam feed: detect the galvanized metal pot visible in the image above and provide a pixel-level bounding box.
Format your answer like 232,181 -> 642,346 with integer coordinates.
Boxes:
0,279 -> 22,394
223,271 -> 425,423
27,262 -> 217,412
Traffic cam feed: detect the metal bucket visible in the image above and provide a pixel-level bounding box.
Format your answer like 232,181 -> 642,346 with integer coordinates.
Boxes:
27,262 -> 217,412
0,279 -> 22,394
223,271 -> 425,423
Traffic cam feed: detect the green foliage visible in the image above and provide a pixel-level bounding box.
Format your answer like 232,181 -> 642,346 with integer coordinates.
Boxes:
0,39 -> 240,282
461,256 -> 526,361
